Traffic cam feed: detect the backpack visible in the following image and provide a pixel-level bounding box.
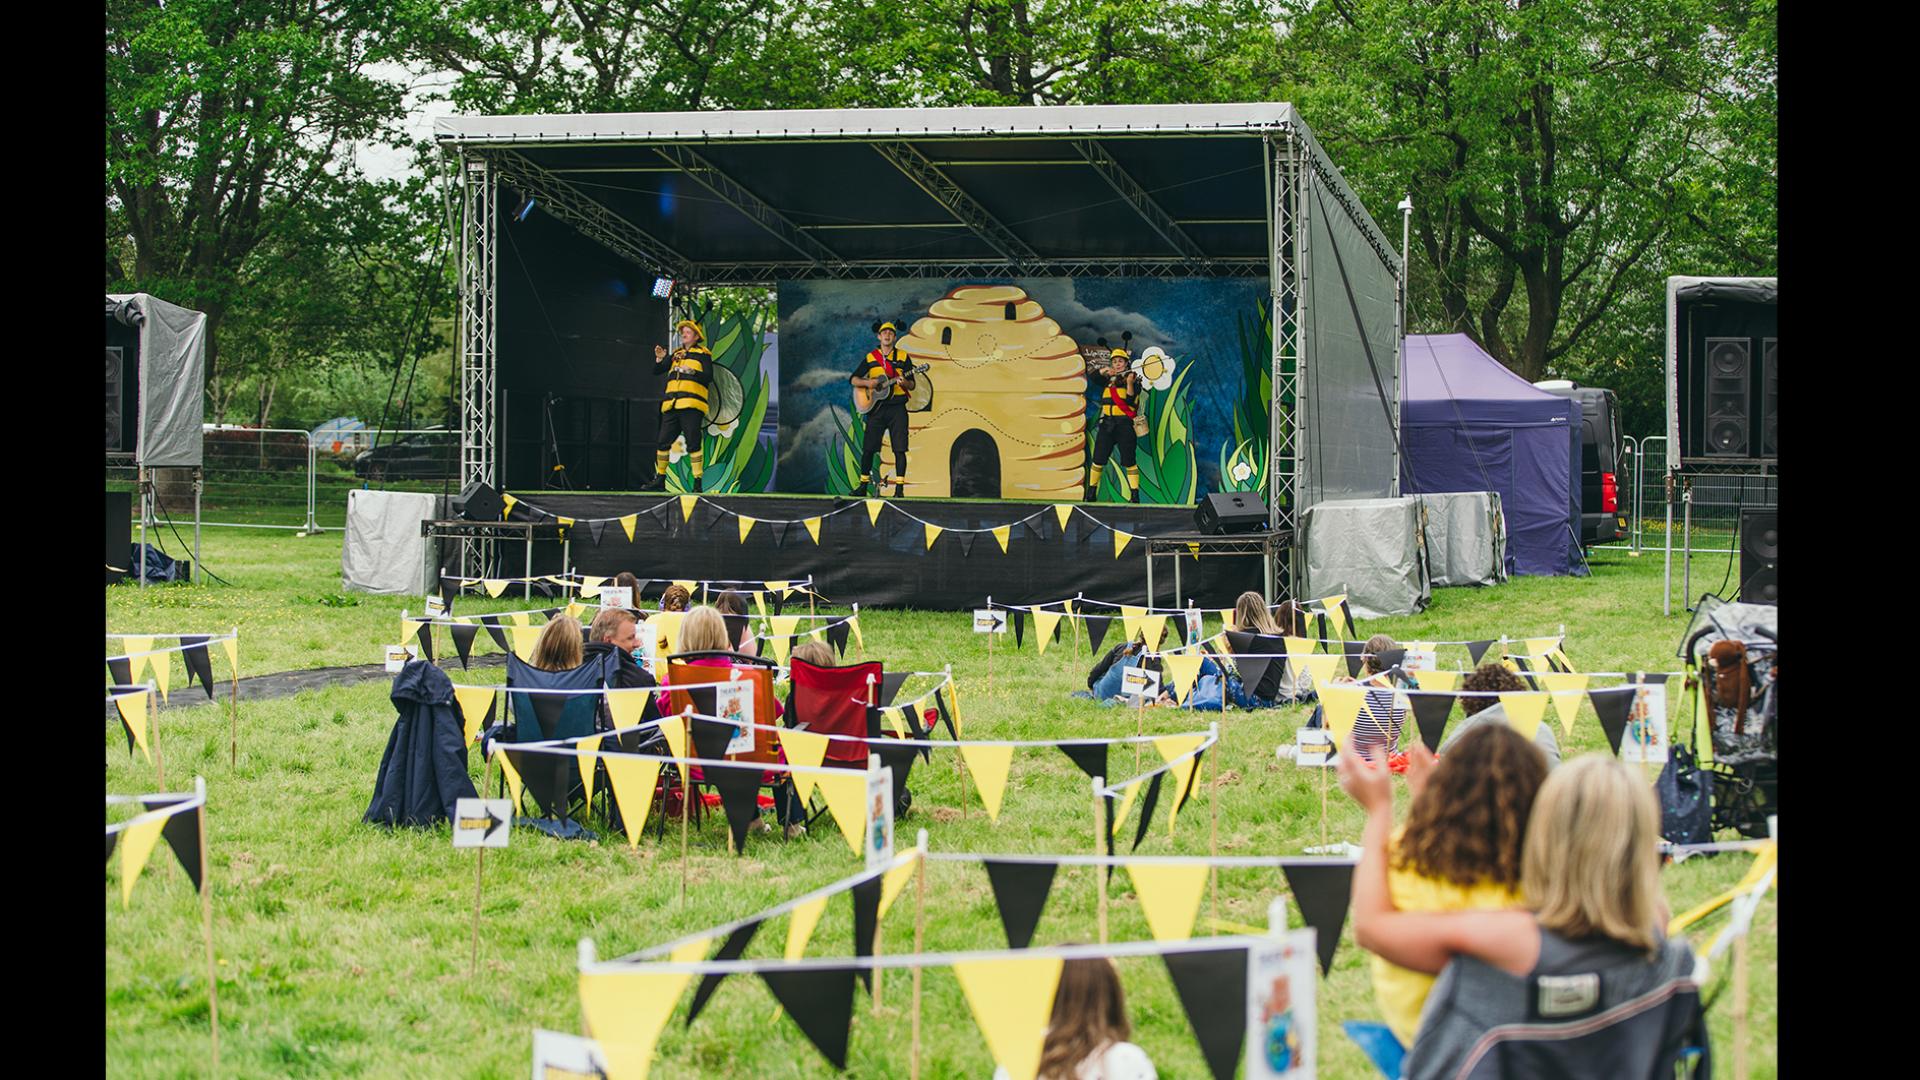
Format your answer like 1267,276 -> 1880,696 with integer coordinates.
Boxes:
1682,601 -> 1777,838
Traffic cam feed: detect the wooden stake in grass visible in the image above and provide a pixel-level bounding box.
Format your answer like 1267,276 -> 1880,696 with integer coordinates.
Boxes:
986,596 -> 995,691
1208,721 -> 1220,934
1734,923 -> 1751,1080
679,708 -> 692,904
147,679 -> 167,792
1092,775 -> 1108,944
193,776 -> 220,1075
470,842 -> 486,975
227,626 -> 239,768
870,752 -> 884,1015
911,828 -> 928,1080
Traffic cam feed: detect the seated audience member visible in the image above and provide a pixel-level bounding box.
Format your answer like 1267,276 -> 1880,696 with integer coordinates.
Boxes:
612,571 -> 642,608
713,589 -> 760,656
583,607 -> 662,734
1082,634 -> 1152,703
1368,728 -> 1549,1049
993,955 -> 1157,1080
1340,749 -> 1702,1079
1306,634 -> 1408,757
530,615 -> 584,672
672,606 -> 805,838
1442,663 -> 1562,767
659,583 -> 692,613
1218,590 -> 1287,708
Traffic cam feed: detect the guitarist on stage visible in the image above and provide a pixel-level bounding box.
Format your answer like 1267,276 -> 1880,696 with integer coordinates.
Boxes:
1086,333 -> 1143,503
653,319 -> 713,491
850,319 -> 917,497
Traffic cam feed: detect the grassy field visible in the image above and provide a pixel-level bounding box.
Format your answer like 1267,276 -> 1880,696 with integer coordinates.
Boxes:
106,527 -> 1775,1078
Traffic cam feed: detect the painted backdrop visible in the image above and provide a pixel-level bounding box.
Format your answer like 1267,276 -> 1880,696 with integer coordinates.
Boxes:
775,278 -> 1271,504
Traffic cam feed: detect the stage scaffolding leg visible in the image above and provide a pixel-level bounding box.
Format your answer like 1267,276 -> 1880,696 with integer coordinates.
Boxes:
459,152 -> 499,581
1267,131 -> 1304,597
192,469 -> 201,584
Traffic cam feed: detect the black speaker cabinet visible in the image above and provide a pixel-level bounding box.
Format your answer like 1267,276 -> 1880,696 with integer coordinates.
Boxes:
1195,492 -> 1269,535
1760,338 -> 1777,457
1739,507 -> 1776,605
1704,337 -> 1751,456
106,491 -> 131,584
452,480 -> 505,522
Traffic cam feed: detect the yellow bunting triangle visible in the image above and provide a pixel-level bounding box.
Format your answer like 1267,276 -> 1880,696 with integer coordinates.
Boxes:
1319,683 -> 1368,750
604,688 -> 651,732
619,514 -> 638,542
1120,605 -> 1146,645
679,495 -> 698,522
601,755 -> 664,848
767,580 -> 790,595
122,636 -> 153,685
1413,669 -> 1460,692
118,813 -> 168,908
957,743 -> 1014,821
866,499 -> 885,526
1161,653 -> 1205,704
653,611 -> 685,655
1032,609 -> 1061,656
578,969 -> 690,1080
501,493 -> 518,516
1054,504 -> 1074,531
925,523 -> 943,550
669,935 -> 712,965
1125,861 -> 1211,942
580,575 -> 608,594
1109,779 -> 1141,837
769,615 -> 800,665
508,625 -> 542,662
1302,654 -> 1341,688
221,635 -> 238,678
557,516 -> 575,528
991,525 -> 1011,553
803,517 -> 823,544
578,736 -> 604,815
454,685 -> 498,745
1540,672 -> 1591,736
778,728 -> 829,804
565,602 -> 585,621
482,579 -> 507,598
1550,647 -> 1578,673
115,690 -> 152,763
814,771 -> 868,855
785,894 -> 829,960
1283,635 -> 1315,659
1499,692 -> 1550,743
1319,594 -> 1349,634
671,579 -> 696,596
737,515 -> 756,543
661,714 -> 689,762
1139,615 -> 1169,652
497,746 -> 526,812
1153,734 -> 1207,833
1113,528 -> 1133,557
953,956 -> 1065,1080
149,650 -> 171,701
1525,636 -> 1562,659
402,615 -> 417,646
878,850 -> 920,920
507,611 -> 532,627
883,707 -> 908,738
850,613 -> 866,653
810,628 -> 826,644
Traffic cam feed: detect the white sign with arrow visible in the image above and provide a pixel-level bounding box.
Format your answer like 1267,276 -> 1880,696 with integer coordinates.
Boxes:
453,798 -> 513,848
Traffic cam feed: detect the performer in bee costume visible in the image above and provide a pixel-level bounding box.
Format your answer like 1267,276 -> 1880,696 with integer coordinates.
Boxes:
1087,332 -> 1143,503
850,319 -> 917,497
653,319 -> 713,491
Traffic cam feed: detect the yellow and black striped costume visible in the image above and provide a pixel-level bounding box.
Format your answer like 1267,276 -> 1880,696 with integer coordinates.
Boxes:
851,327 -> 914,494
1088,355 -> 1142,502
654,330 -> 713,486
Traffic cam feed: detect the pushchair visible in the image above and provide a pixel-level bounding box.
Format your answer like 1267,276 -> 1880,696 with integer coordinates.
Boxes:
1680,599 -> 1777,838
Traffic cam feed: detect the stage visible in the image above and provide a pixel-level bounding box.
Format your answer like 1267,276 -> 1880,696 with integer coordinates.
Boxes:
454,492 -> 1281,609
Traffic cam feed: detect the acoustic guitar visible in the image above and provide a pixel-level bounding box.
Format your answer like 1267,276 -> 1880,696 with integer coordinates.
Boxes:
853,362 -> 931,415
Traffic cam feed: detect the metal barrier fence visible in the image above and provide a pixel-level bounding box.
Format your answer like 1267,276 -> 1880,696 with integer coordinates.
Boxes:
1590,436 -> 1777,558
107,426 -> 459,532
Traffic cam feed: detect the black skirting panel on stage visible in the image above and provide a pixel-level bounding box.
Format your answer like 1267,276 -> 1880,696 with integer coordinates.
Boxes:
484,494 -> 1270,610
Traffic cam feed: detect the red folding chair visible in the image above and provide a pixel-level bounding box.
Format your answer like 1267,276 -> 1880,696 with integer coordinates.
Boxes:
788,658 -> 883,767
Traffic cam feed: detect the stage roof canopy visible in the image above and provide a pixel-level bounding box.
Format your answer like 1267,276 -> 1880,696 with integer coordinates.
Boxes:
434,102 -> 1397,283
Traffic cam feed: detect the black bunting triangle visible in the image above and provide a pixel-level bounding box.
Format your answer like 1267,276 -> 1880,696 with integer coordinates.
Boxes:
588,517 -> 607,546
450,623 -> 479,670
414,622 -> 435,664
1410,692 -> 1457,753
107,656 -> 132,688
852,875 -> 882,994
933,688 -> 957,740
1376,647 -> 1407,675
1102,794 -> 1116,863
688,718 -> 764,853
106,830 -> 118,864
1341,639 -> 1366,678
761,967 -> 857,1070
439,578 -> 458,611
824,619 -> 850,658
139,798 -> 203,893
1224,631 -> 1275,701
1131,771 -> 1166,853
1588,686 -> 1636,756
1315,612 -> 1330,646
178,636 -> 215,697
1281,860 -> 1355,975
983,859 -> 1058,949
1084,614 -> 1113,655
879,672 -> 911,707
1011,609 -> 1025,649
1172,748 -> 1207,820
118,707 -> 138,756
503,748 -> 571,820
957,531 -> 977,557
1057,743 -> 1107,785
1340,600 -> 1357,638
1163,946 -> 1250,1080
479,615 -> 509,652
529,693 -> 568,747
1510,655 -> 1539,691
687,919 -> 762,1025
770,589 -> 786,616
543,607 -> 562,621
1466,639 -> 1496,666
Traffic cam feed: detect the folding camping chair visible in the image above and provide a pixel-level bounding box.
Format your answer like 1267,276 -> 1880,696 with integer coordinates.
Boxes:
667,653 -> 785,849
787,658 -> 885,826
496,652 -> 613,835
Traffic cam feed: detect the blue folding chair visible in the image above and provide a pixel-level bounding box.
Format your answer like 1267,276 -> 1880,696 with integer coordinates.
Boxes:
1342,1020 -> 1407,1079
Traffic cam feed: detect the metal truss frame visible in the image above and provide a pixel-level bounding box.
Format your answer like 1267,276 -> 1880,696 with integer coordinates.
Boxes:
871,141 -> 1041,268
1069,140 -> 1210,270
653,144 -> 849,275
672,257 -> 1264,283
489,150 -> 693,280
458,155 -> 498,577
1269,133 -> 1304,563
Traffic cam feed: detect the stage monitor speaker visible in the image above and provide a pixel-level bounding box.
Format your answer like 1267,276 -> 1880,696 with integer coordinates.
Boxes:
1195,492 -> 1268,535
106,491 -> 131,584
106,346 -> 125,451
1739,507 -> 1776,605
1704,337 -> 1751,456
1760,338 -> 1777,457
451,480 -> 504,522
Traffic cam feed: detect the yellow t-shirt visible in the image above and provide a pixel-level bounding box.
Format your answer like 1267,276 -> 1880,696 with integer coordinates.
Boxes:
1370,829 -> 1523,1047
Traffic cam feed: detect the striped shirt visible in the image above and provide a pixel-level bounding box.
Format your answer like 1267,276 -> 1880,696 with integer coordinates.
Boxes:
1349,677 -> 1407,760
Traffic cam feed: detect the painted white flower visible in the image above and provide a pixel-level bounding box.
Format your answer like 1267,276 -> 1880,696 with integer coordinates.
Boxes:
707,418 -> 738,438
667,441 -> 686,464
1137,346 -> 1176,391
1231,459 -> 1254,483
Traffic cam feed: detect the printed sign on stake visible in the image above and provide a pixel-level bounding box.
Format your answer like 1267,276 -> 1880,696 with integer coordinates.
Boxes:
1185,606 -> 1203,646
1621,682 -> 1669,766
599,585 -> 633,610
529,1028 -> 609,1080
384,644 -> 416,673
715,677 -> 755,757
866,766 -> 895,872
1295,728 -> 1331,768
1246,929 -> 1319,1078
425,595 -> 447,617
973,609 -> 1007,633
453,798 -> 513,848
1120,666 -> 1161,701
1400,647 -> 1437,674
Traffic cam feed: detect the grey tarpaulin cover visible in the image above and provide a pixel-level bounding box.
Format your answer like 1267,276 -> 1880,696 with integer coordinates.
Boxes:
343,489 -> 443,595
1296,497 -> 1431,617
1417,492 -> 1508,588
106,293 -> 207,467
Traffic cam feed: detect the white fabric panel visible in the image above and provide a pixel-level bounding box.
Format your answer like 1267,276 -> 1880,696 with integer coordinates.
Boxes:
343,489 -> 442,595
1297,497 -> 1430,617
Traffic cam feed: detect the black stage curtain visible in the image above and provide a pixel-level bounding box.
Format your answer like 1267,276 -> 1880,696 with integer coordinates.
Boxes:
509,494 -> 1272,610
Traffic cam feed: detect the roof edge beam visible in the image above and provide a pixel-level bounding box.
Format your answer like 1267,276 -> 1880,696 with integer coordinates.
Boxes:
487,150 -> 692,280
652,144 -> 847,274
870,141 -> 1040,268
1070,139 -> 1210,268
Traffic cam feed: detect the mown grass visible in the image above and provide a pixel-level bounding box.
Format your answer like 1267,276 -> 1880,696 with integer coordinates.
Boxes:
106,529 -> 1774,1078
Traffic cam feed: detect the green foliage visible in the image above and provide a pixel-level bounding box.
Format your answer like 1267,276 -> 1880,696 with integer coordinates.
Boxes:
824,407 -> 867,496
660,298 -> 777,494
1226,303 -> 1275,497
1100,363 -> 1197,505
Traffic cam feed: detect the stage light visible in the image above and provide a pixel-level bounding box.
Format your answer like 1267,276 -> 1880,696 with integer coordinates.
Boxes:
651,277 -> 674,299
515,197 -> 536,221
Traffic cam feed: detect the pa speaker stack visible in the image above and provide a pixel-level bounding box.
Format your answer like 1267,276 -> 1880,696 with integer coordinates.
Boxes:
1704,337 -> 1751,457
1195,492 -> 1269,535
451,480 -> 505,522
1739,507 -> 1776,605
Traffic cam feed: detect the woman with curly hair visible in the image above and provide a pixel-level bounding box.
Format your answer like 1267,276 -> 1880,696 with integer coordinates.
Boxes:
1367,724 -> 1549,1048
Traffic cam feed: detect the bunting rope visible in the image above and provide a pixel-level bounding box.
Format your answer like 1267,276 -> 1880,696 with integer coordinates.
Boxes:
730,720 -> 1212,751
1097,729 -> 1218,795
618,853 -> 915,963
104,784 -> 208,834
104,632 -> 240,663
582,932 -> 1280,975
925,852 -> 1357,869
